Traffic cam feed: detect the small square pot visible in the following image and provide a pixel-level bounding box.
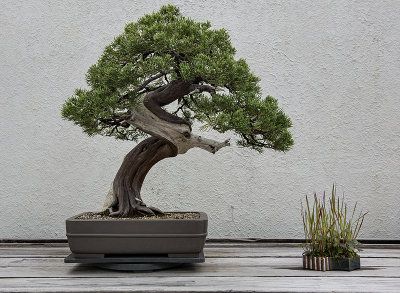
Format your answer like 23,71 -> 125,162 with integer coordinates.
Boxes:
329,256 -> 360,271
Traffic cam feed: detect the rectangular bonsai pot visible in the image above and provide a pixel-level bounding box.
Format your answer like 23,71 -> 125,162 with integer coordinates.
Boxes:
66,212 -> 208,257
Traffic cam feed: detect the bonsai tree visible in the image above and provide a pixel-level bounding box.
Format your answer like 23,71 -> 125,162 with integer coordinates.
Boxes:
62,5 -> 294,217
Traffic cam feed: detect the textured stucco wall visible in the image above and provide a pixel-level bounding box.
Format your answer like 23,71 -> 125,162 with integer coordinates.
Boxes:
1,0 -> 399,240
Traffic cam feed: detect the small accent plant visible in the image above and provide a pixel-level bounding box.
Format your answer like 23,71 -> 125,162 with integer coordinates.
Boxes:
301,185 -> 367,259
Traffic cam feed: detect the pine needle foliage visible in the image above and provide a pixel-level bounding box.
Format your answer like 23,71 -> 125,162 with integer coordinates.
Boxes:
301,185 -> 367,258
62,5 -> 294,152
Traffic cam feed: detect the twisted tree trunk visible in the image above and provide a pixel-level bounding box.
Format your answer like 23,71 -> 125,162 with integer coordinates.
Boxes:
109,137 -> 178,216
106,80 -> 230,217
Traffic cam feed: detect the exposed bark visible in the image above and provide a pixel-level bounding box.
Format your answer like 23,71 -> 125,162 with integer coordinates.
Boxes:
143,80 -> 192,127
107,79 -> 229,217
109,137 -> 177,217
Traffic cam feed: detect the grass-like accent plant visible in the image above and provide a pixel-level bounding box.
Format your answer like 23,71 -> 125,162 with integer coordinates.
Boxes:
301,185 -> 367,258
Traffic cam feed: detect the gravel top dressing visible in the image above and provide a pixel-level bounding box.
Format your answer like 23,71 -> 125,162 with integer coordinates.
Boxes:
76,211 -> 200,220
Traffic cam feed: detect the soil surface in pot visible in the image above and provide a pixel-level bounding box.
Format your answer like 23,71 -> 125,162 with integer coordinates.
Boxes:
76,211 -> 200,220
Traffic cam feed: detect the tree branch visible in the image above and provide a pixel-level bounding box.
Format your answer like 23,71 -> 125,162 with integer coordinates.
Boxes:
126,80 -> 230,155
136,72 -> 165,92
143,80 -> 192,127
118,73 -> 166,102
127,102 -> 230,154
128,105 -> 191,146
188,84 -> 216,94
182,135 -> 230,154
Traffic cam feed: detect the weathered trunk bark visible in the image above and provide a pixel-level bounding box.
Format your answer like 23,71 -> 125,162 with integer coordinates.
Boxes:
106,79 -> 230,217
109,137 -> 177,217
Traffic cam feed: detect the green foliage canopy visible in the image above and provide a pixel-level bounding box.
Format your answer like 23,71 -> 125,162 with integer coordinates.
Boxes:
62,5 -> 294,152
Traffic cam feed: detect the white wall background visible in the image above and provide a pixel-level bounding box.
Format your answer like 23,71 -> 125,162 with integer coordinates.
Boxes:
1,0 -> 399,240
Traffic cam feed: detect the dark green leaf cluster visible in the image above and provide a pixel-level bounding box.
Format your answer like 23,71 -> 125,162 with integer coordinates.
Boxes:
185,93 -> 293,152
62,4 -> 293,151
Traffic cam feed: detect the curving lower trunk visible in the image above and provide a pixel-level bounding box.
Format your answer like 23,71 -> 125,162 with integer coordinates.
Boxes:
109,137 -> 178,217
